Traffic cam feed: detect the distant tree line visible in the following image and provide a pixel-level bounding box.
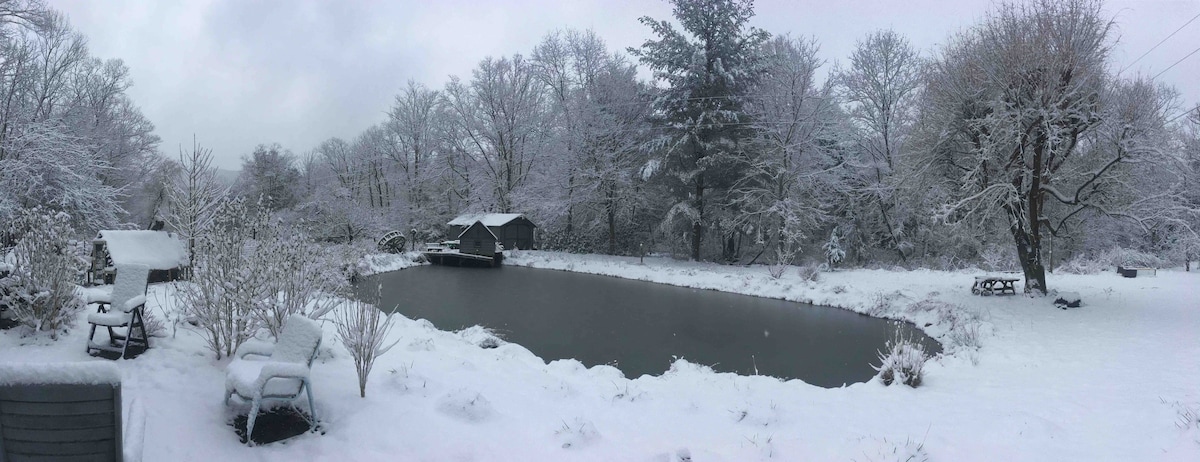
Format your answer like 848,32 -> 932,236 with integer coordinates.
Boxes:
2,0 -> 1197,295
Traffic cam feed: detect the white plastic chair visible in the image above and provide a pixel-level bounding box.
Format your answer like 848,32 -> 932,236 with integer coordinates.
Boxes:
224,315 -> 322,444
86,264 -> 151,359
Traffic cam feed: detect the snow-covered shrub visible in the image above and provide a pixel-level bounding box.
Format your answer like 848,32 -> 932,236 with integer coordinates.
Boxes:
798,263 -> 822,282
252,224 -> 347,339
334,300 -> 399,397
176,198 -> 264,359
1,209 -> 85,336
949,321 -> 982,350
906,299 -> 984,351
767,260 -> 790,279
873,330 -> 930,387
1058,247 -> 1168,274
867,291 -> 897,317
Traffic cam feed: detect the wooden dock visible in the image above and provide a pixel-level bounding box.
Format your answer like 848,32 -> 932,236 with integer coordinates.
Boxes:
421,240 -> 503,268
422,250 -> 503,267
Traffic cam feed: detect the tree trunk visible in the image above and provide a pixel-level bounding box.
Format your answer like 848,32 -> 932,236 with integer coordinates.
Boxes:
691,173 -> 704,261
606,189 -> 617,255
1012,228 -> 1047,295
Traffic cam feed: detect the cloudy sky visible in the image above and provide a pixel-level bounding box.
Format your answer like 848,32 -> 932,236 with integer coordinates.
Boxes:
55,0 -> 1200,169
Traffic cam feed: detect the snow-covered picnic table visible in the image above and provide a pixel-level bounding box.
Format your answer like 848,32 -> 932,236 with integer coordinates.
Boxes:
971,274 -> 1019,295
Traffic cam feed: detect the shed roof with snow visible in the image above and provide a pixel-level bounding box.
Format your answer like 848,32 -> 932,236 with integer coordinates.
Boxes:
95,230 -> 188,270
447,213 -> 528,227
447,213 -> 537,251
456,221 -> 498,240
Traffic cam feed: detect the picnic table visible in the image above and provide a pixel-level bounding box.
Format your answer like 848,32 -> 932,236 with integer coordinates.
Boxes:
972,275 -> 1019,295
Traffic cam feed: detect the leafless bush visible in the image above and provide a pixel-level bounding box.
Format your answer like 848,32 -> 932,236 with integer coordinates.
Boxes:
335,300 -> 399,398
176,198 -> 263,359
867,291 -> 898,316
949,321 -> 982,350
1,209 -> 84,337
253,226 -> 347,338
798,263 -> 822,282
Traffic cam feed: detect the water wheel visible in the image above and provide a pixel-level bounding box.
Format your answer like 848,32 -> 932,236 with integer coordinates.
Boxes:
377,230 -> 407,254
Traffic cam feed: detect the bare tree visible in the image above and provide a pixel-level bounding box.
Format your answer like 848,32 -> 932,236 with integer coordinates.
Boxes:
917,0 -> 1174,293
444,55 -> 547,213
164,138 -> 227,267
531,29 -> 650,254
836,29 -> 922,262
735,35 -> 840,273
388,81 -> 441,219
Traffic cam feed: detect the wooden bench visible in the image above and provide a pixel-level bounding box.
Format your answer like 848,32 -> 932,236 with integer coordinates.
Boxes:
972,276 -> 1019,295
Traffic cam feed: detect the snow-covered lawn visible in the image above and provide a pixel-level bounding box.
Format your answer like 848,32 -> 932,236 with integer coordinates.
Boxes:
2,251 -> 1198,460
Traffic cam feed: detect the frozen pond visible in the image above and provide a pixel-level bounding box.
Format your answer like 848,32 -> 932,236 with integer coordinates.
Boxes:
357,265 -> 939,387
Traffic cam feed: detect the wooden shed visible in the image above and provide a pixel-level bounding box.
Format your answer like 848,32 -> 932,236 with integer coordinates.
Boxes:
92,230 -> 188,284
457,221 -> 498,257
448,213 -> 537,250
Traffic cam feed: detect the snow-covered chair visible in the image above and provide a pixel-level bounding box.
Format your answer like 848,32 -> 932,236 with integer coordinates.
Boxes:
86,264 -> 151,359
224,315 -> 322,444
0,362 -> 145,462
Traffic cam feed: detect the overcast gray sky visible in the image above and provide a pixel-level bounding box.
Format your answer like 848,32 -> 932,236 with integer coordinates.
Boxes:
55,0 -> 1200,169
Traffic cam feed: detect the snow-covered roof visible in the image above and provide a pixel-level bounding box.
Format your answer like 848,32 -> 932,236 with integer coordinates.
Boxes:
0,362 -> 121,386
448,213 -> 529,227
456,221 -> 499,240
97,230 -> 188,270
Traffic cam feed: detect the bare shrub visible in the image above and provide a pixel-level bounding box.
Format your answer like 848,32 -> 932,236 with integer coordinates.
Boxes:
1,209 -> 85,337
867,291 -> 898,316
766,261 -> 789,279
1058,247 -> 1168,274
252,224 -> 347,338
949,321 -> 982,350
798,263 -> 822,282
873,330 -> 929,387
906,299 -> 984,351
176,198 -> 263,359
335,300 -> 399,398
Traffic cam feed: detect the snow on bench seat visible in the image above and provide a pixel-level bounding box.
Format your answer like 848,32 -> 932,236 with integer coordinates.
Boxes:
0,362 -> 121,386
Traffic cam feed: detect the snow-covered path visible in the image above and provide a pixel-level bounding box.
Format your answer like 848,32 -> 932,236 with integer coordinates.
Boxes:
2,251 -> 1197,460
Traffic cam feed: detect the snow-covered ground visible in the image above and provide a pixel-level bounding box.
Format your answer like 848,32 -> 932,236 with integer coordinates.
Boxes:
2,251 -> 1198,461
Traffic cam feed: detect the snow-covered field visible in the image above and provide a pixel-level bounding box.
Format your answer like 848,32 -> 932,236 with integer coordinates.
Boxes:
2,251 -> 1198,461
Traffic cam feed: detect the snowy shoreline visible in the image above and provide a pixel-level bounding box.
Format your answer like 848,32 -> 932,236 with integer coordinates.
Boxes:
2,252 -> 1197,460
364,250 -> 981,352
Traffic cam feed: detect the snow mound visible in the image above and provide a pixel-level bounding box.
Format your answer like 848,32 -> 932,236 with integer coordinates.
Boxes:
0,361 -> 121,385
436,388 -> 494,422
555,417 -> 601,449
457,325 -> 505,349
1054,291 -> 1083,308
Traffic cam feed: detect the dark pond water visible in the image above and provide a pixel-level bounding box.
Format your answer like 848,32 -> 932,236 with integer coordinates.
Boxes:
356,265 -> 940,387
